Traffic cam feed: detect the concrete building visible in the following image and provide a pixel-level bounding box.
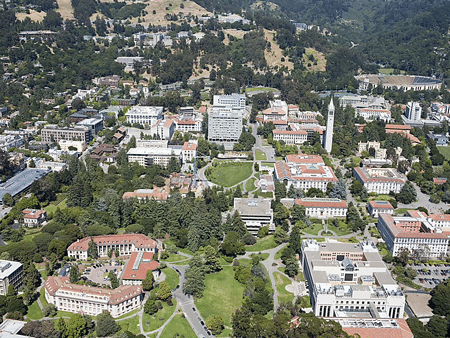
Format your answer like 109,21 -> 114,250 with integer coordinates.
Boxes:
323,100 -> 334,153
67,234 -> 158,260
367,201 -> 394,218
213,94 -> 245,110
136,140 -> 168,148
41,125 -> 92,144
272,130 -> 308,145
0,169 -> 50,204
121,252 -> 159,285
405,102 -> 422,122
427,133 -> 448,146
127,147 -> 182,167
182,141 -> 197,163
355,74 -> 442,92
353,167 -> 406,194
45,276 -> 142,317
377,212 -> 448,258
23,209 -> 46,227
357,108 -> 391,122
150,119 -> 175,140
76,118 -> 103,136
207,107 -> 242,147
294,198 -> 348,218
301,239 -> 405,319
233,198 -> 274,235
339,95 -> 388,111
0,260 -> 22,296
0,135 -> 24,151
125,106 -> 163,126
59,140 -> 86,152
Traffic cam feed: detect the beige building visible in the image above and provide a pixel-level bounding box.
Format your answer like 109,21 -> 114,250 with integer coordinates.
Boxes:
42,125 -> 92,144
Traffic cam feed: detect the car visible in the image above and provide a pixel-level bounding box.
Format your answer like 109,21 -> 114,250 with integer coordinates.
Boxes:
192,307 -> 196,311
200,320 -> 205,325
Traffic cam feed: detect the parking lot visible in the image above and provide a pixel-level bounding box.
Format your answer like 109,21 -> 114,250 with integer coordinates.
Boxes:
407,263 -> 450,288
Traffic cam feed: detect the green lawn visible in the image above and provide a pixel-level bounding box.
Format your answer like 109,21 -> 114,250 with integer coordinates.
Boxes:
326,221 -> 352,236
302,222 -> 323,236
245,178 -> 257,192
253,189 -> 274,198
162,254 -> 188,263
255,150 -> 267,161
162,267 -> 180,290
143,301 -> 177,332
246,236 -> 277,252
206,161 -> 253,187
246,87 -> 278,93
352,157 -> 361,167
274,272 -> 295,304
45,199 -> 67,213
119,314 -> 141,335
262,162 -> 274,167
395,208 -> 409,215
39,288 -> 49,307
369,195 -> 394,201
27,298 -> 44,320
115,307 -> 141,319
195,266 -> 245,327
274,248 -> 283,260
160,314 -> 196,338
438,146 -> 450,160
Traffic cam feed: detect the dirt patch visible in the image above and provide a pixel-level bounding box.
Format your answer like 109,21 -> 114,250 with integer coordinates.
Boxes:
130,0 -> 211,27
302,47 -> 326,72
223,29 -> 246,45
406,293 -> 434,318
16,10 -> 46,22
56,0 -> 75,20
263,29 -> 294,71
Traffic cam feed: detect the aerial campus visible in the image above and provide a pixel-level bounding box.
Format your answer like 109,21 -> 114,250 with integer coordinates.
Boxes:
1,1 -> 450,338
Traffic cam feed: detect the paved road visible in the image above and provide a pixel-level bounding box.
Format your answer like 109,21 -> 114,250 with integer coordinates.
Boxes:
398,182 -> 448,213
252,122 -> 276,162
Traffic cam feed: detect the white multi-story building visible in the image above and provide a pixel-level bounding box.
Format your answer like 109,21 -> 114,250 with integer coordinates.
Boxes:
301,239 -> 406,319
377,212 -> 448,258
427,214 -> 450,229
125,106 -> 163,126
213,94 -> 246,110
272,130 -> 308,145
339,95 -> 388,110
127,147 -> 182,167
357,108 -> 391,122
405,102 -> 422,122
150,119 -> 175,140
23,209 -> 47,227
0,135 -> 24,151
367,200 -> 394,217
263,100 -> 288,123
274,159 -> 337,192
41,125 -> 92,144
45,276 -> 142,317
67,234 -> 158,260
208,107 -> 242,146
353,167 -> 406,194
182,141 -> 197,163
294,198 -> 348,218
233,198 -> 274,235
0,260 -> 23,295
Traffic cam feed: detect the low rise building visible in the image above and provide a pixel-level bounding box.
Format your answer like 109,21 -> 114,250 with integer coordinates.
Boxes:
0,135 -> 24,151
0,260 -> 22,295
357,108 -> 391,122
41,125 -> 92,144
353,167 -> 406,194
377,212 -> 448,258
76,118 -> 104,136
67,234 -> 158,260
182,141 -> 197,163
23,209 -> 46,227
150,119 -> 175,140
427,133 -> 448,146
90,144 -> 117,163
127,147 -> 182,167
272,130 -> 308,145
0,169 -> 50,204
125,106 -> 163,126
121,252 -> 159,285
233,198 -> 274,235
302,239 -> 405,319
367,201 -> 394,217
213,94 -> 246,110
295,198 -> 348,218
44,276 -> 142,317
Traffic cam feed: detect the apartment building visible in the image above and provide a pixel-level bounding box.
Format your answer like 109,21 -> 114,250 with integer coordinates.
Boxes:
41,125 -> 92,144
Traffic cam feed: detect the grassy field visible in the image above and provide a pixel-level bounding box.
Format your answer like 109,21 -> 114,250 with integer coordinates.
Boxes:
27,298 -> 44,320
45,199 -> 67,213
274,272 -> 295,304
302,222 -> 323,236
143,301 -> 176,332
195,266 -> 245,327
162,254 -> 188,263
302,48 -> 326,72
206,162 -> 253,187
253,189 -> 274,198
56,0 -> 74,20
119,314 -> 141,335
16,10 -> 46,21
369,195 -> 394,201
246,87 -> 278,93
255,150 -> 267,161
246,235 -> 277,252
162,267 -> 180,291
245,178 -> 257,192
264,29 -> 294,70
438,146 -> 450,160
160,314 -> 196,338
39,288 -> 49,307
395,208 -> 409,215
326,220 -> 352,236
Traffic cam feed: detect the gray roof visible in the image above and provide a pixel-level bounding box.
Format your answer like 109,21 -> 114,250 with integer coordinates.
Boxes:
0,169 -> 50,201
233,198 -> 272,216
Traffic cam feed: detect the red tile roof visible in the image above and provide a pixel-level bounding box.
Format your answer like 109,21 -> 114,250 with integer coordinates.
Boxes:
122,189 -> 169,201
385,124 -> 411,131
428,214 -> 450,222
182,142 -> 197,151
368,200 -> 394,209
23,209 -> 46,219
379,213 -> 448,239
433,177 -> 447,185
44,276 -> 142,305
273,130 -> 307,135
67,234 -> 157,252
286,154 -> 324,165
122,252 -> 159,281
295,198 -> 348,208
342,319 -> 413,338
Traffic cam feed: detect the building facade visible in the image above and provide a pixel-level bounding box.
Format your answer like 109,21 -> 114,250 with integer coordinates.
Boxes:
272,130 -> 308,145
323,100 -> 334,153
233,198 -> 274,235
353,167 -> 406,194
0,260 -> 22,295
67,234 -> 158,260
45,276 -> 142,317
23,209 -> 47,227
367,201 -> 394,217
207,108 -> 242,145
125,106 -> 163,126
295,198 -> 348,218
127,147 -> 182,167
41,125 -> 92,144
357,108 -> 391,122
301,239 -> 405,319
121,252 -> 159,285
213,94 -> 246,109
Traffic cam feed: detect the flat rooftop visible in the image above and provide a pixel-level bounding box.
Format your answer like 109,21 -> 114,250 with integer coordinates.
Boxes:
0,169 -> 50,201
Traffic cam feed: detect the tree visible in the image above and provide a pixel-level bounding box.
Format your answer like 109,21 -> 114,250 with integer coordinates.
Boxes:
69,264 -> 80,284
183,255 -> 205,298
234,185 -> 242,198
349,180 -> 363,197
206,315 -> 224,335
87,237 -> 98,259
108,271 -> 119,289
220,231 -> 245,257
289,225 -> 302,255
142,270 -> 154,291
22,320 -> 61,338
397,182 -> 417,204
274,181 -> 287,200
157,282 -> 171,301
66,313 -> 88,338
204,245 -> 222,273
96,311 -> 119,337
429,281 -> 450,316
167,156 -> 181,173
56,317 -> 67,337
426,315 -> 448,338
144,299 -> 158,315
3,193 -> 13,206
274,227 -> 288,244
330,179 -> 347,200
285,258 -> 299,277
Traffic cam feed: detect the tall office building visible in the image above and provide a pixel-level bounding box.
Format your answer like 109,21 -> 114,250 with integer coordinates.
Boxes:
405,102 -> 422,122
207,107 -> 242,146
323,99 -> 335,153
